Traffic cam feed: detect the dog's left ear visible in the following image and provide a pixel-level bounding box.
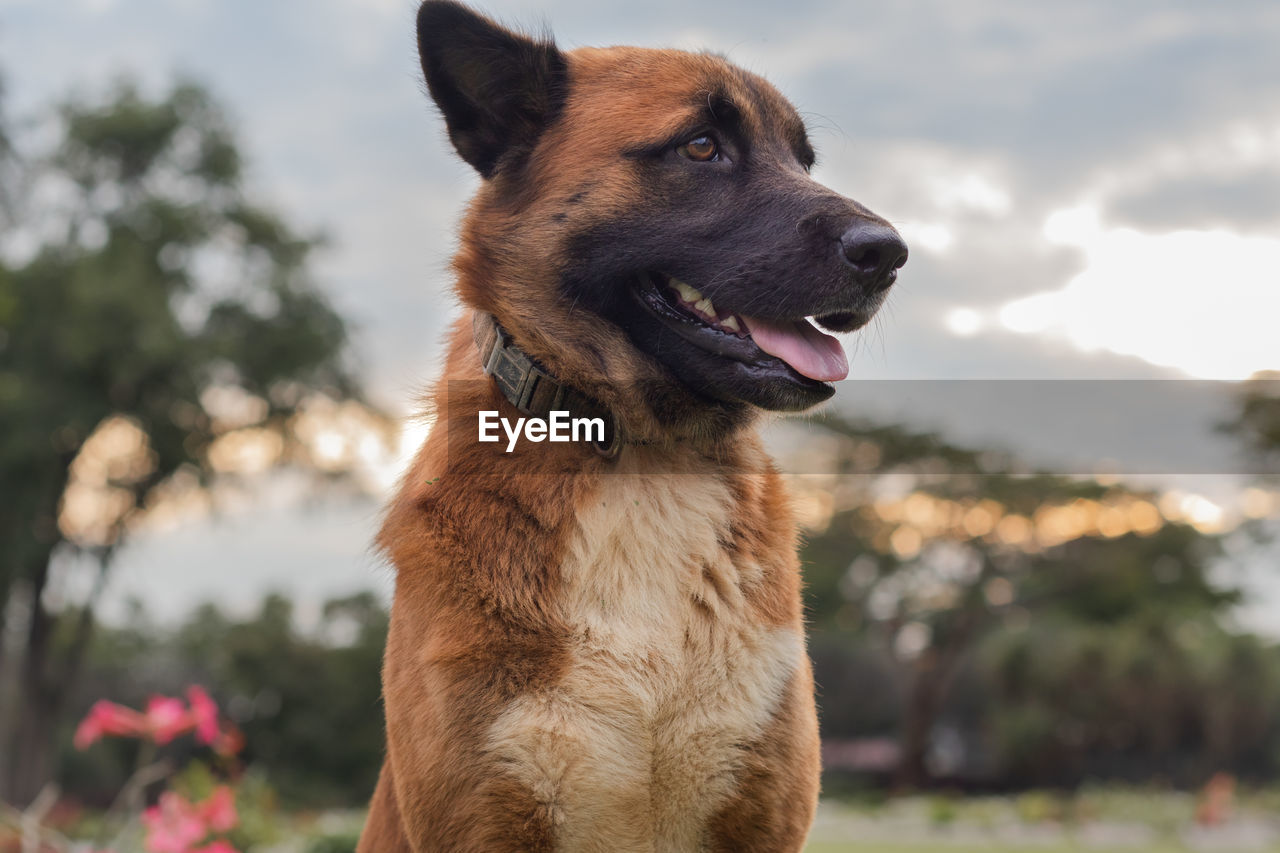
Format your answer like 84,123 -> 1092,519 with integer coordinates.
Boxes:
417,1 -> 567,178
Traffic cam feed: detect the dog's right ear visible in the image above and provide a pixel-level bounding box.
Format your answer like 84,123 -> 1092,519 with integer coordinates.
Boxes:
417,1 -> 567,178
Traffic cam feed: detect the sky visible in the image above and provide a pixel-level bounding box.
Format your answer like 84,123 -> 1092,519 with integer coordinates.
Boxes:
3,0 -> 1278,626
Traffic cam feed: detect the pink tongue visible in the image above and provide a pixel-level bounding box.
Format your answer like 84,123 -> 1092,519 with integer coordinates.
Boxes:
740,315 -> 849,382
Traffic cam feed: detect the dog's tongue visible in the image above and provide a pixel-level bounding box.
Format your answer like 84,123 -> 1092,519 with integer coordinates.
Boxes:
740,315 -> 849,382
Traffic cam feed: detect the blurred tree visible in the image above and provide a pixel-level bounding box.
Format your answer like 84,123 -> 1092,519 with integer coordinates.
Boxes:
1223,371 -> 1280,480
980,610 -> 1280,786
0,72 -> 13,215
0,79 -> 357,804
795,414 -> 1235,789
174,592 -> 388,805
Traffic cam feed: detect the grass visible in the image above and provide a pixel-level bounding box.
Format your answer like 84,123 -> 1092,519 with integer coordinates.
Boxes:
803,840 -> 1182,845
801,788 -> 1280,853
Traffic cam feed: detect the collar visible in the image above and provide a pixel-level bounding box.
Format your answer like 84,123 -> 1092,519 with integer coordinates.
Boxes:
472,311 -> 622,458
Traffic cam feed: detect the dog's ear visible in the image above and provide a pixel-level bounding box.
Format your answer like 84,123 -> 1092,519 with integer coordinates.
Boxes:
417,1 -> 567,178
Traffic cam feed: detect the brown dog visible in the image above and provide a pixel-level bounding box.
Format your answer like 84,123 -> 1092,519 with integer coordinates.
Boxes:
360,3 -> 906,850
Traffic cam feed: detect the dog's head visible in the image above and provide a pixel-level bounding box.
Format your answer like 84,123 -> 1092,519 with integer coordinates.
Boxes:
418,1 -> 906,437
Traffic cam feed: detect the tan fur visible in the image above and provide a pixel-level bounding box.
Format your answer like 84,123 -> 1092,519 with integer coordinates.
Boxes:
486,461 -> 806,851
360,16 -> 823,852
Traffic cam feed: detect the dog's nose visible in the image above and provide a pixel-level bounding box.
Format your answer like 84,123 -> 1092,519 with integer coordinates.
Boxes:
839,221 -> 908,292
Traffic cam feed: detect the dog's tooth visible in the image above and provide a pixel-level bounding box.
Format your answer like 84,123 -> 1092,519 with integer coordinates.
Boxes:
695,297 -> 715,316
671,279 -> 702,303
677,287 -> 692,302
720,315 -> 741,333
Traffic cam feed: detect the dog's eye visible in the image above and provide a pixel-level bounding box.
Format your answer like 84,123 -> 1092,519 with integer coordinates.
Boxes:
677,136 -> 719,162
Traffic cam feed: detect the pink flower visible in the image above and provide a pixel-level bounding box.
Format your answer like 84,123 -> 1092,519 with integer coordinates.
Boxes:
145,696 -> 194,745
141,788 -> 239,853
142,792 -> 207,853
75,687 -> 232,752
186,686 -> 221,746
199,786 -> 238,833
74,700 -> 145,749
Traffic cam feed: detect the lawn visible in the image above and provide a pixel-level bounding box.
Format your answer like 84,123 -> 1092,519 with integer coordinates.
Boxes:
803,840 -> 1182,845
801,791 -> 1280,853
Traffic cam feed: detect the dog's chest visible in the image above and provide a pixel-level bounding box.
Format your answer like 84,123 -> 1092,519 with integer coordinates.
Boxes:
487,472 -> 801,851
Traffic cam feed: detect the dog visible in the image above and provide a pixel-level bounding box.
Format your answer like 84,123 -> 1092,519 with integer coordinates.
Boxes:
359,2 -> 906,850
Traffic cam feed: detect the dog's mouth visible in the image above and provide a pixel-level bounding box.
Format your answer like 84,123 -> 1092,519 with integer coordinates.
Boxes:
635,272 -> 862,384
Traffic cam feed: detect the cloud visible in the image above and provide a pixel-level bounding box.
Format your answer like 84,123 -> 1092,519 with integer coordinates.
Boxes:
999,204 -> 1280,379
10,0 -> 1280,622
1087,116 -> 1280,233
1111,172 -> 1280,233
7,0 -> 1279,391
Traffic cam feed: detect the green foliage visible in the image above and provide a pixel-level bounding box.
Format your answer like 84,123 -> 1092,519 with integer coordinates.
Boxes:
0,76 -> 354,575
796,413 -> 1276,789
926,794 -> 958,826
979,606 -> 1280,785
227,771 -> 287,851
170,761 -> 284,850
1017,525 -> 1230,623
305,832 -> 362,853
0,75 -> 360,801
0,79 -> 353,550
64,591 -> 389,808
180,593 -> 388,806
1012,790 -> 1065,824
1222,371 -> 1280,479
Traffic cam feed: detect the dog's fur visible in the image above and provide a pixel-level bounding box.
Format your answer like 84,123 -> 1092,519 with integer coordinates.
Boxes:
360,3 -> 904,850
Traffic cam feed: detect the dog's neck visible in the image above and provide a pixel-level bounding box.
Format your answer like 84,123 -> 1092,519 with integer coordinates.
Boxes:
447,309 -> 759,457
472,311 -> 623,457
398,314 -> 774,494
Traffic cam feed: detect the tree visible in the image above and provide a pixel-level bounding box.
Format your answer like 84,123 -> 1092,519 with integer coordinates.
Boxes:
0,72 -> 14,215
1224,371 -> 1280,482
0,79 -> 358,804
793,413 -> 1235,789
979,603 -> 1280,786
173,592 -> 389,805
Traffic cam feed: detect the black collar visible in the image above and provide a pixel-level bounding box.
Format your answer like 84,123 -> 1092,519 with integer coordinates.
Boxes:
472,312 -> 622,458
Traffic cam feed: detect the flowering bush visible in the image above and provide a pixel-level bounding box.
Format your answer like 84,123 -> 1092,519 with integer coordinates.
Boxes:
140,787 -> 237,853
26,686 -> 249,853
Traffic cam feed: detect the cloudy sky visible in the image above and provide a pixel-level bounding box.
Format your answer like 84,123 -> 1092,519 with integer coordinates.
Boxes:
3,0 -> 1278,624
